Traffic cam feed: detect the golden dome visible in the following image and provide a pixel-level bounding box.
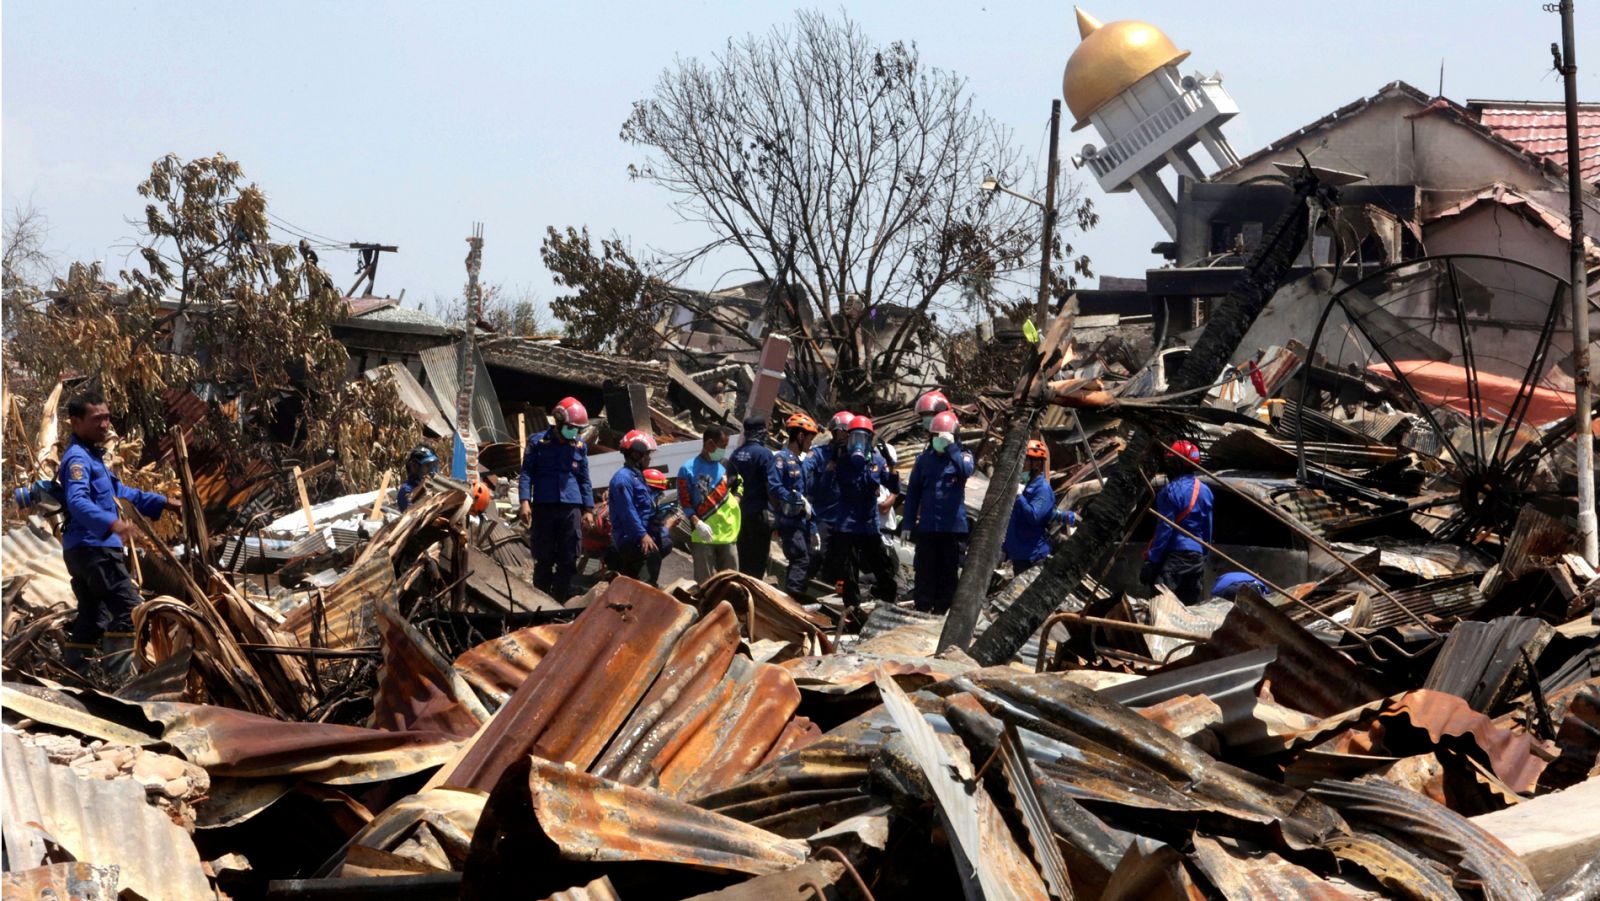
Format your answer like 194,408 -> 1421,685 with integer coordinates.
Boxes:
1063,8 -> 1190,130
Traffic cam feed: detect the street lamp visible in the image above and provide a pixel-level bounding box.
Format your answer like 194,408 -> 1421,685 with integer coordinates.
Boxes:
981,175 -> 1046,209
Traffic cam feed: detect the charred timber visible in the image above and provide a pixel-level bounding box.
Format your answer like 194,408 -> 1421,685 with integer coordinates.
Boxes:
967,170 -> 1333,665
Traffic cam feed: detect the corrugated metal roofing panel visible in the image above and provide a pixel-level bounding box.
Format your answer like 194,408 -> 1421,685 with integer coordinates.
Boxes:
1,732 -> 213,901
367,362 -> 453,438
418,343 -> 511,446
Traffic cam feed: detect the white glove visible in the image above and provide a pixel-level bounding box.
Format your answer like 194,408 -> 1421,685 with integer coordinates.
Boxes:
694,520 -> 714,542
802,497 -> 815,519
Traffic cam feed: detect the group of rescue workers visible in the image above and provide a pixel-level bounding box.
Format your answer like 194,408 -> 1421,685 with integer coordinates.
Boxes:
42,386 -> 1239,678
504,388 -> 1226,613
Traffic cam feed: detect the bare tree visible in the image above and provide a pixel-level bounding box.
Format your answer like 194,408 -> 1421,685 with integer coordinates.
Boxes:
2,203 -> 55,326
622,10 -> 1092,405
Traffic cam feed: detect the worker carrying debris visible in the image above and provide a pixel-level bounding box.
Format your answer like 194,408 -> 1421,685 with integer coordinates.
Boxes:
606,429 -> 660,585
803,410 -> 854,585
396,445 -> 438,512
58,391 -> 181,676
518,397 -> 595,601
829,414 -> 898,611
679,424 -> 741,583
1141,439 -> 1214,604
773,413 -> 819,596
729,416 -> 784,580
901,409 -> 973,612
1004,439 -> 1071,575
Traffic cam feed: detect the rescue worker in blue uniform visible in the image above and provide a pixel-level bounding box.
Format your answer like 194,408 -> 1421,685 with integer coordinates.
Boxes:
1141,439 -> 1214,605
831,415 -> 897,609
1212,571 -> 1267,601
1004,439 -> 1071,575
58,392 -> 179,675
802,411 -> 853,584
773,413 -> 819,596
518,397 -> 595,600
606,430 -> 660,585
900,409 -> 974,612
397,445 -> 438,512
729,417 -> 784,579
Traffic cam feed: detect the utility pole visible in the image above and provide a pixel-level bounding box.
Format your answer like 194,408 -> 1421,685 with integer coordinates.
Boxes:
347,242 -> 399,297
1555,0 -> 1596,565
1037,99 -> 1063,326
456,224 -> 485,484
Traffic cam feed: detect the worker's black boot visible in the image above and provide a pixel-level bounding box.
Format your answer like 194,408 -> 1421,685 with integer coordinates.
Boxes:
61,641 -> 97,678
100,631 -> 138,685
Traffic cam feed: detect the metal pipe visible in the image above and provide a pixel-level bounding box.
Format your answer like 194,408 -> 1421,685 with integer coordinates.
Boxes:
1557,0 -> 1596,565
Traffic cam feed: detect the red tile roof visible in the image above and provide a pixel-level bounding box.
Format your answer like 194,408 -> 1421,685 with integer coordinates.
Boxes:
1468,100 -> 1600,185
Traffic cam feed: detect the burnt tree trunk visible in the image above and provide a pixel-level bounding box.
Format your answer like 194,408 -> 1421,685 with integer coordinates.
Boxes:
969,174 -> 1330,666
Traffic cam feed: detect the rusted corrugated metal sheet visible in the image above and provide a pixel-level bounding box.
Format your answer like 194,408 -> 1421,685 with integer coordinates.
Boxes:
1320,833 -> 1463,900
781,651 -> 972,695
541,876 -> 623,901
1308,779 -> 1540,901
1423,617 -> 1554,714
1375,690 -> 1551,793
452,623 -> 568,709
695,571 -> 833,659
657,655 -> 802,799
140,700 -> 461,783
371,600 -> 488,738
1,862 -> 123,900
876,673 -> 1051,901
1365,576 -> 1484,630
1,519 -> 74,619
1167,587 -> 1390,717
435,578 -> 695,792
589,601 -> 741,787
282,553 -> 392,650
0,733 -> 213,901
1188,836 -> 1362,900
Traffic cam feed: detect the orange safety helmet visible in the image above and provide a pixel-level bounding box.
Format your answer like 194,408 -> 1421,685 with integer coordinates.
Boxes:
553,397 -> 589,427
848,414 -> 875,434
470,481 -> 493,515
785,412 -> 820,434
619,429 -> 657,456
827,411 -> 855,433
1025,439 -> 1049,459
914,390 -> 950,415
930,411 -> 959,434
1168,439 -> 1201,462
643,468 -> 668,490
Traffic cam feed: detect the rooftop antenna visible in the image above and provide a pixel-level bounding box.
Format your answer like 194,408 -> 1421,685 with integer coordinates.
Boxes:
1438,58 -> 1445,98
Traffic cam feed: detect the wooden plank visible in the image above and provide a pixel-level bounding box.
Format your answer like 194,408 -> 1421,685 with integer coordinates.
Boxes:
369,471 -> 392,521
291,465 -> 316,533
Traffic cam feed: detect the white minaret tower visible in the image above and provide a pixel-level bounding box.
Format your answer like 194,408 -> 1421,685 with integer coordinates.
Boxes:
1064,8 -> 1240,239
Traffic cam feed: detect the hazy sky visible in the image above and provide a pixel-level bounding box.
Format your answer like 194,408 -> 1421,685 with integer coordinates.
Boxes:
4,1 -> 1594,320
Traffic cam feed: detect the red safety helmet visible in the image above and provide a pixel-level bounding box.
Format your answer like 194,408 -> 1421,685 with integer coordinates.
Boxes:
553,397 -> 589,427
1025,439 -> 1049,459
619,429 -> 657,456
930,411 -> 959,434
827,410 -> 855,433
1168,440 -> 1201,463
914,390 -> 950,416
848,414 -> 874,434
643,468 -> 668,490
470,481 -> 492,515
785,412 -> 820,434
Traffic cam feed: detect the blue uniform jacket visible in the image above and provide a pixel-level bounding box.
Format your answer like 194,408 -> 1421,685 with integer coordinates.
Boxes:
647,499 -> 674,553
902,441 -> 975,534
518,427 -> 593,508
1004,473 -> 1062,564
1212,571 -> 1266,599
729,438 -> 785,515
396,477 -> 423,512
1147,474 -> 1213,565
803,444 -> 844,525
59,435 -> 168,551
835,451 -> 890,535
773,448 -> 811,531
608,466 -> 655,548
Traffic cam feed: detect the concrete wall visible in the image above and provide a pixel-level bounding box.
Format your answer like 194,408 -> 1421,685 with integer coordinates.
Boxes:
1226,93 -> 1558,193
